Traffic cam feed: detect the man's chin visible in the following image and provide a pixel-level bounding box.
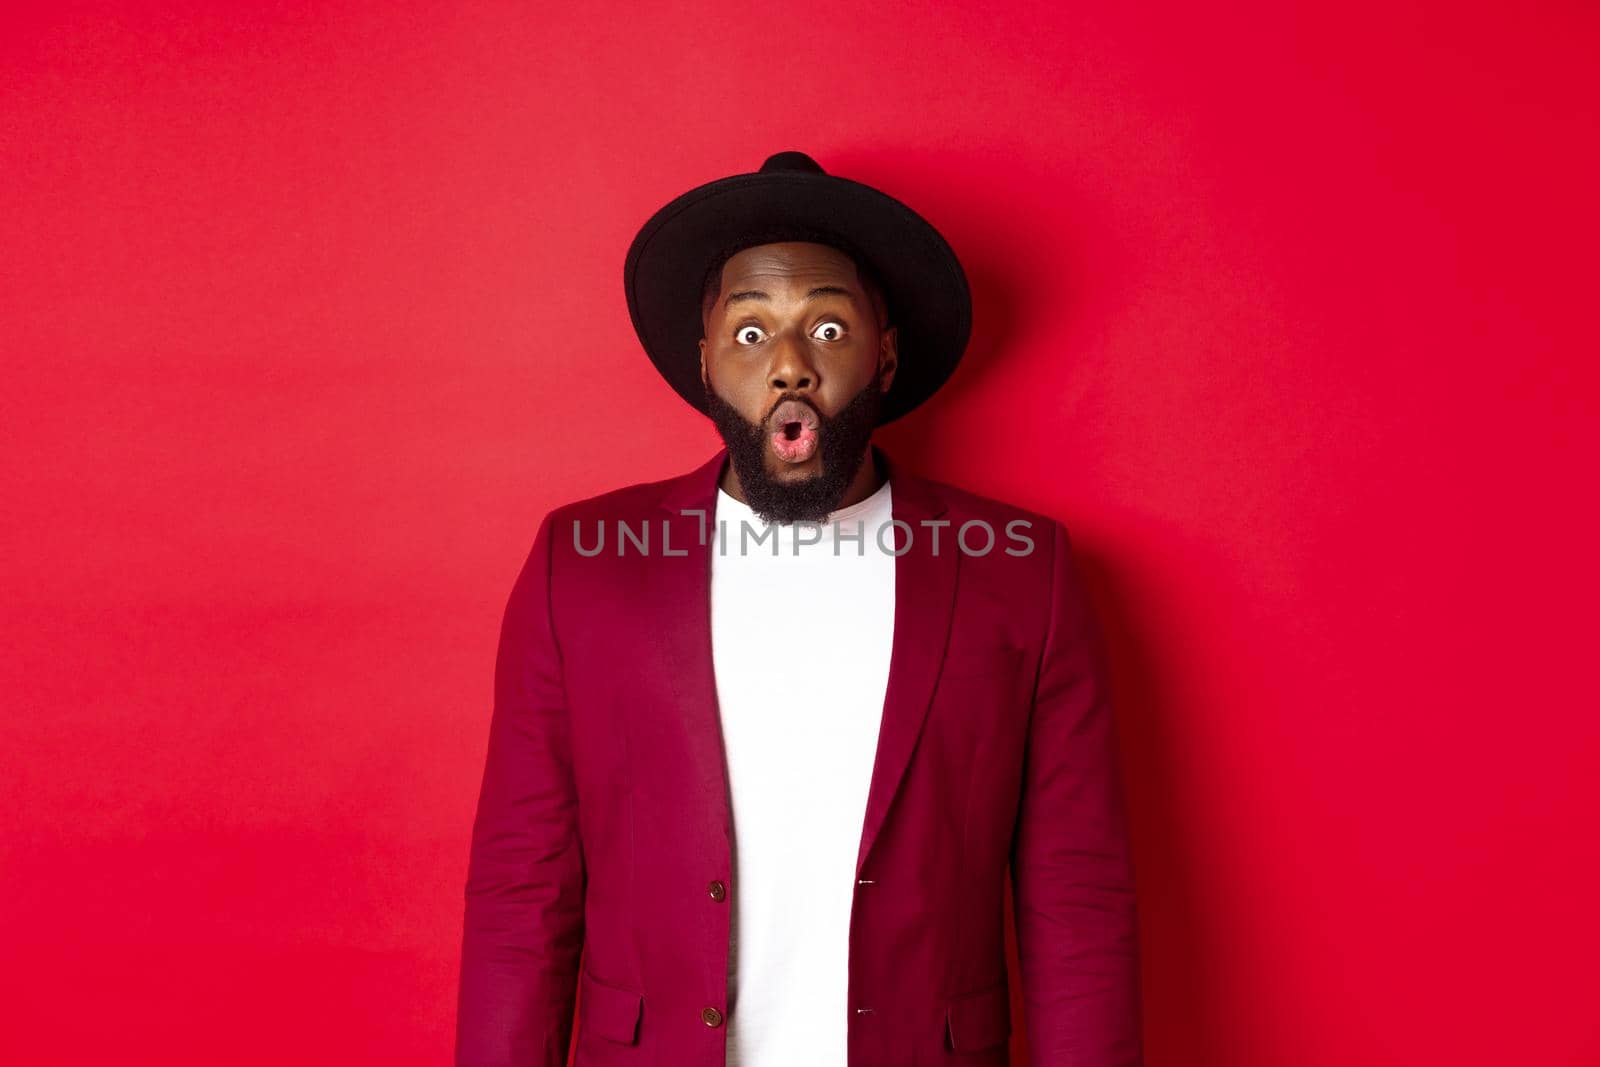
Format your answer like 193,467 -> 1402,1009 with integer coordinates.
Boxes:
764,452 -> 825,480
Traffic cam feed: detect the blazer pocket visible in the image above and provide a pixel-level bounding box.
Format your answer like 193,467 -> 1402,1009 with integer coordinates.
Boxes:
579,964 -> 644,1045
939,645 -> 1024,683
944,978 -> 1012,1052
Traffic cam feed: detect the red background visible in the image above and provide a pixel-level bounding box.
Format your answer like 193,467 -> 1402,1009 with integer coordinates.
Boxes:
3,3 -> 1596,1064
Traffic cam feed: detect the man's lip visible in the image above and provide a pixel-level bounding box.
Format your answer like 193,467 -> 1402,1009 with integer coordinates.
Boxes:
768,398 -> 820,464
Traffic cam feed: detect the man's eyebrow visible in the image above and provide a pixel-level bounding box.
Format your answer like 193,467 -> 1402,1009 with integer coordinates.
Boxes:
723,289 -> 768,307
723,284 -> 857,308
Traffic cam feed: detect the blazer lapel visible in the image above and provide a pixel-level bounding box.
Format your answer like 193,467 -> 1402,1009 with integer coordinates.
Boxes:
644,445 -> 959,880
648,448 -> 736,853
855,447 -> 957,877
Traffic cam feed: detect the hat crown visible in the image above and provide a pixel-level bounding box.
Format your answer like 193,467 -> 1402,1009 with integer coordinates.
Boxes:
758,150 -> 826,175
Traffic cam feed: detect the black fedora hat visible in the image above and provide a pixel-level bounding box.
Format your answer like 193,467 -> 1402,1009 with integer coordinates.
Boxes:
623,150 -> 971,425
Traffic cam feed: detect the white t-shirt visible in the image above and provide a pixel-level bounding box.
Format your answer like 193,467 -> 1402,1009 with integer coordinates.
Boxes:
709,478 -> 898,1067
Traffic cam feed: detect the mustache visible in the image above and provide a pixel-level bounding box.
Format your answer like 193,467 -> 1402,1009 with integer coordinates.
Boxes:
764,393 -> 820,426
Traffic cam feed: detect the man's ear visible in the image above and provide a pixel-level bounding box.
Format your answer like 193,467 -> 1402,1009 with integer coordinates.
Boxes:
698,338 -> 709,389
877,326 -> 898,393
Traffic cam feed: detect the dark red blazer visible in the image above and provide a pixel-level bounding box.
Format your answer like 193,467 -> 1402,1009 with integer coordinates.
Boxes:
456,446 -> 1143,1067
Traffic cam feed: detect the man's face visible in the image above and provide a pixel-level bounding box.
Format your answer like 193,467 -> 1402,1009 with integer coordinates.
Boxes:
698,241 -> 898,523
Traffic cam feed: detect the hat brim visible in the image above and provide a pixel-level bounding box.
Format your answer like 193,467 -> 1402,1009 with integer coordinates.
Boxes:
624,170 -> 971,425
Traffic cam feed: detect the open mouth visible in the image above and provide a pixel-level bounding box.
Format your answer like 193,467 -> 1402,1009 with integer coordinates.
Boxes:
769,399 -> 820,463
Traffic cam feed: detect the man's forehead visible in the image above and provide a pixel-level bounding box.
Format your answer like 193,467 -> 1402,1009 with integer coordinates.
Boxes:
721,241 -> 860,284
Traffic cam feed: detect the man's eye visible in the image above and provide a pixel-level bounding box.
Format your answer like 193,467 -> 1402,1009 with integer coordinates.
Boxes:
735,325 -> 766,345
812,321 -> 845,342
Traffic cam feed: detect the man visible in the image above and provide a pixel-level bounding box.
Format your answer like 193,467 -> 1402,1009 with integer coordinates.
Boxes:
456,151 -> 1143,1067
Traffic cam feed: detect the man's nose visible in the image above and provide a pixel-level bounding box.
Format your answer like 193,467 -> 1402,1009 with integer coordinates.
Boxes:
766,329 -> 817,393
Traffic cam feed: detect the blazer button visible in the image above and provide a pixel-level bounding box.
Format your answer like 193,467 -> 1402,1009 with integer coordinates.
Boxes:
708,879 -> 727,902
701,1006 -> 724,1027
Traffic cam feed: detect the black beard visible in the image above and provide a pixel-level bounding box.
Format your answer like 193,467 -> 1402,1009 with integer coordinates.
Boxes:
704,377 -> 883,525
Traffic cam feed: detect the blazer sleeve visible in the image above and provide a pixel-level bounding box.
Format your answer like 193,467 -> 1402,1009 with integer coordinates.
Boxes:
1009,518 -> 1144,1065
457,511 -> 586,1067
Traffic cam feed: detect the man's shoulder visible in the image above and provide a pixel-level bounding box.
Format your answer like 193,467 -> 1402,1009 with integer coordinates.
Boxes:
543,471 -> 677,526
520,468 -> 696,585
909,468 -> 1060,535
890,467 -> 1064,576
537,449 -> 721,528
